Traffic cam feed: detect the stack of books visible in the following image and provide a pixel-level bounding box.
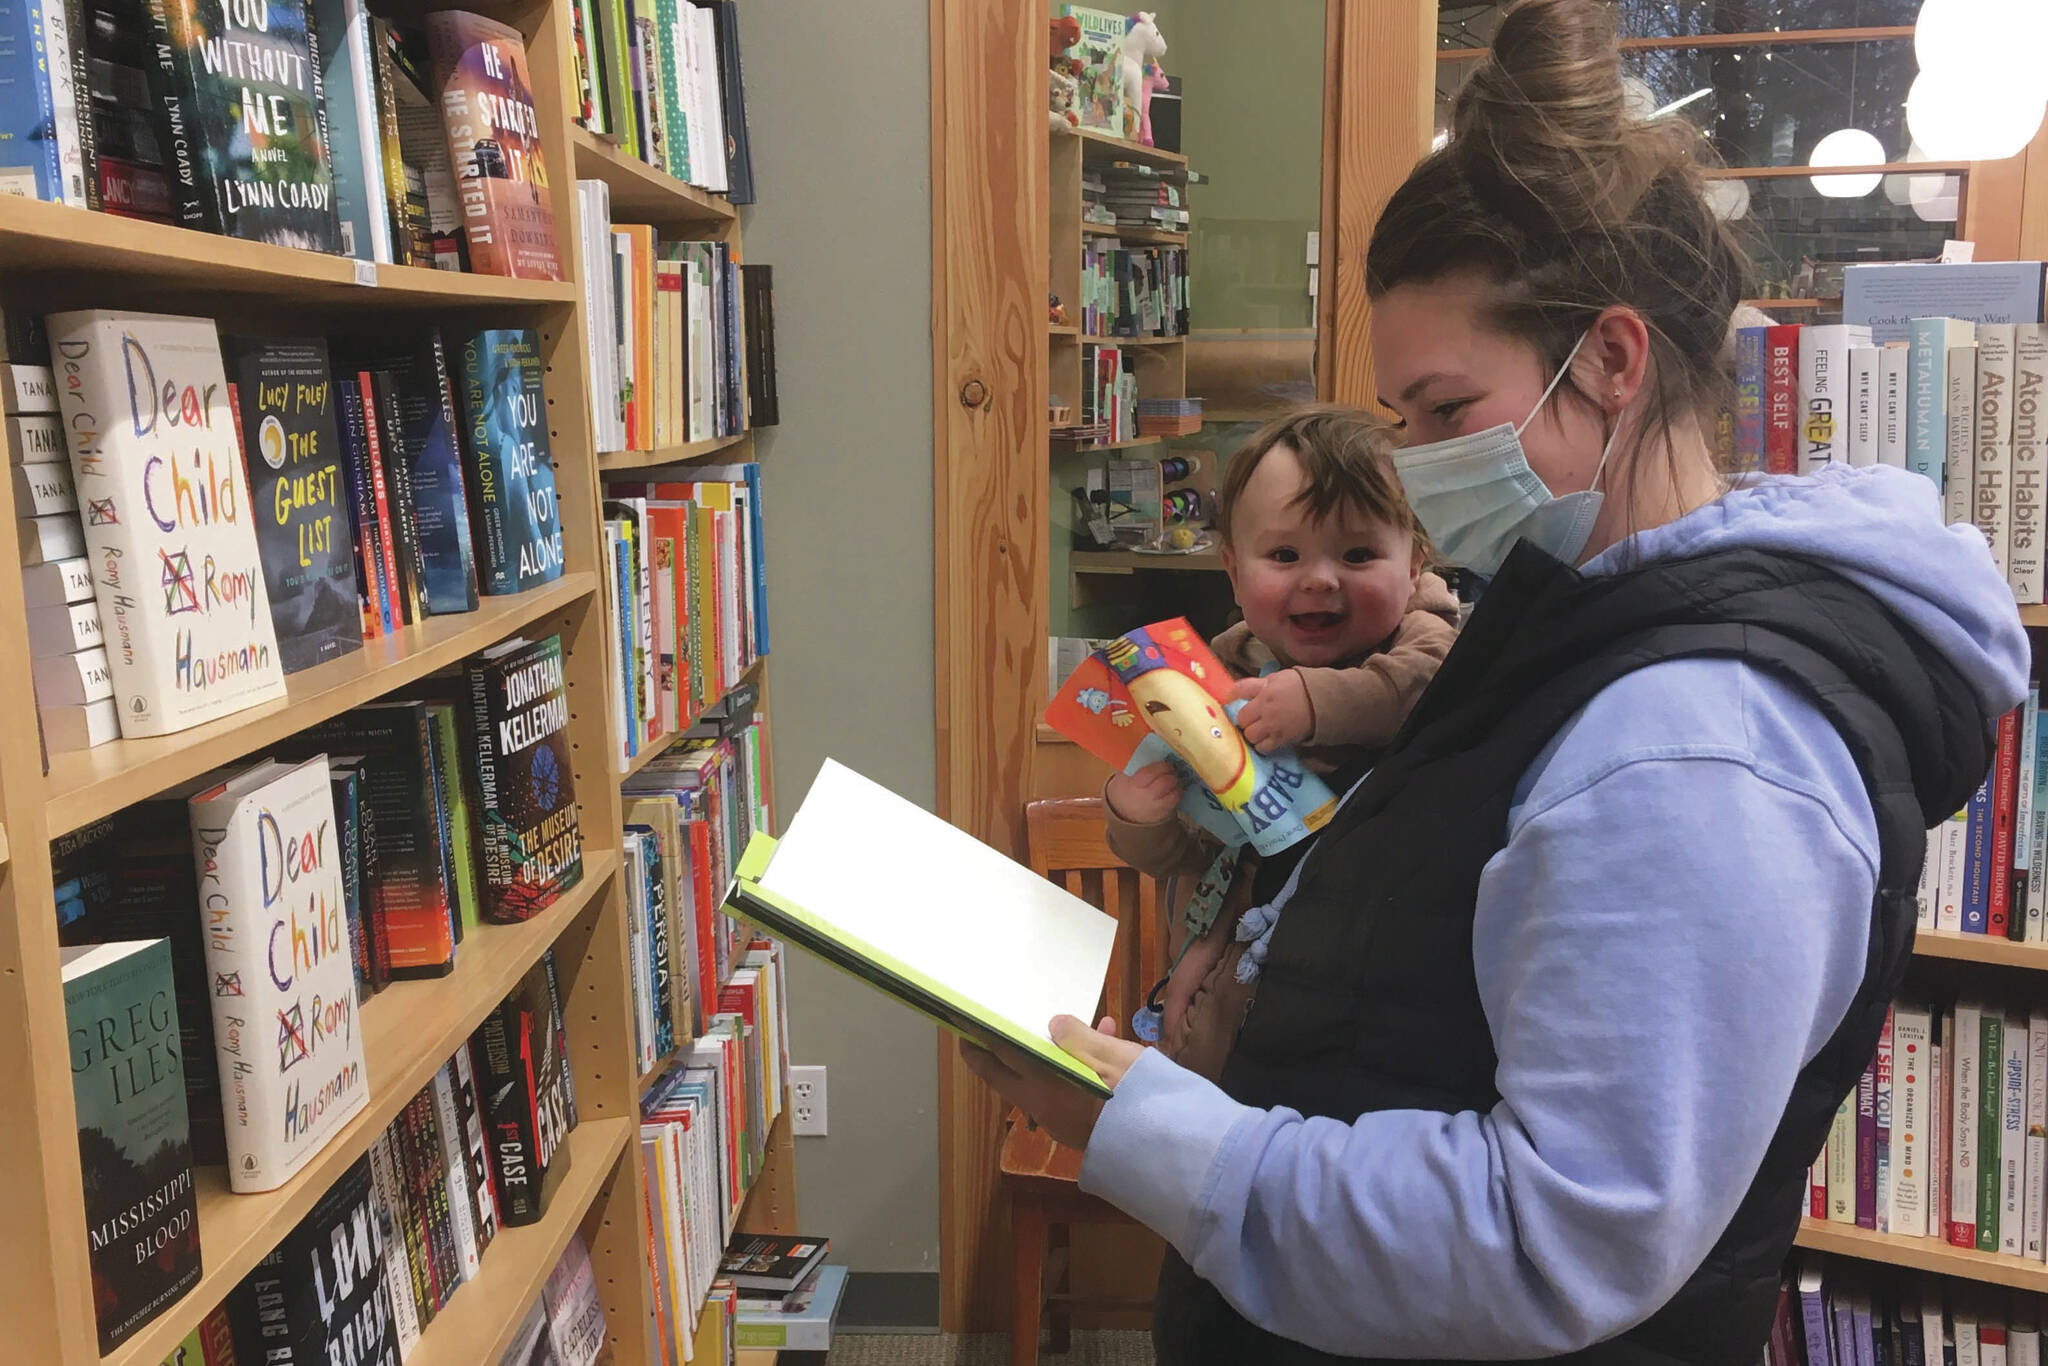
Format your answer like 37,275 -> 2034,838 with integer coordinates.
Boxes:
1768,1255 -> 2044,1366
566,0 -> 755,203
1082,160 -> 1192,233
729,1239 -> 847,1354
1137,396 -> 1205,437
601,466 -> 769,766
1920,684 -> 2048,944
0,0 -> 564,276
1080,242 -> 1188,338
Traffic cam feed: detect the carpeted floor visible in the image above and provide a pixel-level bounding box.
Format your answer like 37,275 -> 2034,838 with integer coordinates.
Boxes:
812,1331 -> 1154,1364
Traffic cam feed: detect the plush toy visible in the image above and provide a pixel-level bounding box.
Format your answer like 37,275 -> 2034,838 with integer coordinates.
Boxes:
1140,60 -> 1170,147
1050,17 -> 1083,128
1120,13 -> 1166,142
1049,293 -> 1070,326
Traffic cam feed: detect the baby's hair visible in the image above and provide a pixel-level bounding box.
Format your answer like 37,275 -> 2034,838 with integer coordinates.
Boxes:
1215,405 -> 1427,559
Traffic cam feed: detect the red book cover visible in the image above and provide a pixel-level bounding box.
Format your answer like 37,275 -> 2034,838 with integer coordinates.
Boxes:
425,11 -> 564,281
357,372 -> 404,631
1990,707 -> 2021,939
1765,324 -> 1801,475
1810,1154 -> 1825,1218
689,817 -> 718,1017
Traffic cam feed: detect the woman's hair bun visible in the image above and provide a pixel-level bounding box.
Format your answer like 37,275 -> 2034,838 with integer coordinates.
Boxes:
1449,0 -> 1692,238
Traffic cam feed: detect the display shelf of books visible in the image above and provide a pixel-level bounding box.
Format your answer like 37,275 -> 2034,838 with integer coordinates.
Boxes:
1795,1220 -> 2048,1296
0,0 -> 785,1353
1063,124 -> 1188,168
2023,606 -> 2048,629
1071,547 -> 1224,574
1913,927 -> 2048,970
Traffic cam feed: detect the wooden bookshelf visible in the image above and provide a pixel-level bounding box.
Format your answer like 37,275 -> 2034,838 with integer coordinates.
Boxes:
599,432 -> 751,472
619,658 -> 767,780
101,853 -> 620,1366
1081,334 -> 1185,346
0,0 -> 787,1354
1067,126 -> 1189,167
1081,223 -> 1188,246
2021,604 -> 2048,628
44,573 -> 596,837
1053,435 -> 1165,452
1913,927 -> 2048,969
1071,547 -> 1225,574
1794,1220 -> 2048,1292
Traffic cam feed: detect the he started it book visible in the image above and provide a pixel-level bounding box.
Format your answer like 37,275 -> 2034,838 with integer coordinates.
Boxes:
1043,617 -> 1338,857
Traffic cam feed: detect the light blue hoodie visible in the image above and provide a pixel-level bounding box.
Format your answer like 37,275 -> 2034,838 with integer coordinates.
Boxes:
1077,465 -> 2030,1359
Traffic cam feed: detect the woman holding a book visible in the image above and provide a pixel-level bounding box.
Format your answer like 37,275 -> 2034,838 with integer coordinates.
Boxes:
964,1 -> 2030,1362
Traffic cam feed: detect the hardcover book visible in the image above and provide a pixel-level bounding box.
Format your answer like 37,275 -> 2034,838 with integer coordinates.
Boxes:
456,327 -> 566,594
720,1233 -> 827,1294
306,0 -> 389,261
1057,5 -> 1123,136
224,336 -> 366,673
224,1153 -> 397,1366
189,756 -> 370,1191
425,9 -> 562,281
542,1234 -> 607,1366
473,950 -> 576,1225
141,0 -> 342,250
46,310 -> 288,737
336,331 -> 479,614
62,938 -> 201,1353
465,633 -> 583,922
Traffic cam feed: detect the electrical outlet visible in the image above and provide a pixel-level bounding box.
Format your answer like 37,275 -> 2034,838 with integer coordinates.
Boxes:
791,1065 -> 827,1136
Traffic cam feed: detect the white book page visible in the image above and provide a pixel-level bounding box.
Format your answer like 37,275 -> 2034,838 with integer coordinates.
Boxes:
760,759 -> 1119,1046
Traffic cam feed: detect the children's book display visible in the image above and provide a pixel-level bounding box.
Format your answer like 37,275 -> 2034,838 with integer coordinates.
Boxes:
1043,617 -> 1338,857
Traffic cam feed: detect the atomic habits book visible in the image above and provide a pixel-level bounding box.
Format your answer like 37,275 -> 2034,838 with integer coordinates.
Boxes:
465,633 -> 583,922
1043,618 -> 1339,857
189,756 -> 371,1192
47,310 -> 288,738
424,9 -> 562,281
142,0 -> 343,251
62,938 -> 202,1354
456,327 -> 566,594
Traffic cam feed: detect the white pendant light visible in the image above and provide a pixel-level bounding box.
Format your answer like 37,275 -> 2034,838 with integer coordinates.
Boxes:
1809,128 -> 1885,198
1912,172 -> 1960,224
1911,0 -> 2048,160
1702,178 -> 1751,221
1908,68 -> 2047,162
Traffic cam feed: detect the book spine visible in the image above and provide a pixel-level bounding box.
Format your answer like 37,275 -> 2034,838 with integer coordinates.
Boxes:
1982,1009 -> 2006,1252
1876,1007 -> 1894,1232
452,1042 -> 499,1253
430,1065 -> 482,1283
1919,821 -> 1946,929
371,374 -> 428,625
1935,1025 -> 1950,1239
1881,345 -> 1909,470
334,381 -> 386,638
1849,347 -> 1879,467
357,372 -> 406,629
1801,327 -> 1869,474
2015,326 -> 2048,603
2020,689 -> 2042,942
37,0 -> 91,207
395,1097 -> 447,1313
1954,1001 -> 1981,1246
2030,1012 -> 2048,1260
475,1003 -> 541,1224
416,1094 -> 460,1303
1992,708 -> 2021,938
463,659 -> 513,901
1912,319 -> 1954,489
139,0 -> 221,230
187,794 -> 276,1189
1892,1002 -> 1932,1238
2004,1012 -> 2029,1256
1965,765 -> 1995,934
1950,345 -> 1980,527
1978,324 -> 2018,577
367,1131 -> 424,1354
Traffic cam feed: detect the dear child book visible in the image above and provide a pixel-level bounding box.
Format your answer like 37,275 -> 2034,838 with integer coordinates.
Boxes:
47,310 -> 287,738
143,0 -> 343,250
457,327 -> 565,594
224,336 -> 365,673
189,756 -> 370,1192
425,10 -> 562,281
466,633 -> 583,922
62,938 -> 201,1354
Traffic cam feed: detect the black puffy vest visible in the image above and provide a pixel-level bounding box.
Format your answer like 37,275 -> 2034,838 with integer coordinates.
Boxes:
1154,542 -> 1997,1366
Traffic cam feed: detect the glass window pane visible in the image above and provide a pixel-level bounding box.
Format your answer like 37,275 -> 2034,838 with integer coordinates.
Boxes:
1440,0 -> 1920,49
1730,170 -> 1959,300
1626,40 -> 1915,166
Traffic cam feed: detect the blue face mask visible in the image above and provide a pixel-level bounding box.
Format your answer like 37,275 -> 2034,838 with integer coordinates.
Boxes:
1391,332 -> 1618,578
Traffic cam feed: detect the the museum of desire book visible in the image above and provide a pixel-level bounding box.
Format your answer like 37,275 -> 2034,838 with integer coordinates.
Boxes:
189,755 -> 371,1192
225,335 -> 365,673
456,327 -> 565,594
142,0 -> 344,250
47,310 -> 288,738
465,633 -> 583,922
62,937 -> 202,1353
424,10 -> 562,281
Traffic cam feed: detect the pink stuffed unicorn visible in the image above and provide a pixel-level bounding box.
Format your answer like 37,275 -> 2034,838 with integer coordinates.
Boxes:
1119,13 -> 1166,143
1140,60 -> 1170,147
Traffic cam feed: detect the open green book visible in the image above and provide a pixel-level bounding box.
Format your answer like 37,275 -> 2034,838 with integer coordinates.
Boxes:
723,760 -> 1121,1097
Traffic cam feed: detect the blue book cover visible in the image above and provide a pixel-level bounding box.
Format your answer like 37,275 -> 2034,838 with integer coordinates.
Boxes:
1734,326 -> 1766,472
0,0 -> 62,201
1964,770 -> 1995,933
457,327 -> 567,595
342,331 -> 480,613
1848,262 -> 2044,344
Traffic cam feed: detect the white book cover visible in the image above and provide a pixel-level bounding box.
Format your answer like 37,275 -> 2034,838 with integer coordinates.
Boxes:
1955,998 -> 1984,1238
1880,344 -> 1910,469
1950,345 -> 1980,526
8,412 -> 66,464
2014,326 -> 2048,602
1991,1324 -> 2012,1366
1927,1289 -> 1950,1366
1800,325 -> 1873,473
13,459 -> 76,515
450,1041 -> 501,1247
21,555 -> 93,608
2021,689 -> 2043,902
2016,1332 -> 2042,1366
19,510 -> 84,565
2,362 -> 56,415
429,1064 -> 483,1283
47,310 -> 287,737
31,646 -> 114,707
189,756 -> 370,1191
34,0 -> 87,206
1893,1001 -> 1933,1238
1964,1317 -> 1985,1366
1919,822 -> 1947,929
1849,346 -> 1879,467
2004,1011 -> 2027,1254
1941,806 -> 1971,931
337,0 -> 394,264
1827,1091 -> 1856,1223
2029,1012 -> 2048,1260
542,1234 -> 608,1366
27,599 -> 103,657
368,1133 -> 423,1358
1980,324 -> 2020,577
41,696 -> 120,752
2032,698 -> 2048,940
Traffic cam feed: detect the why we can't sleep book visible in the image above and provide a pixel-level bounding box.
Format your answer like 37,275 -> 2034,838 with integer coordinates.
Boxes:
724,760 -> 1119,1097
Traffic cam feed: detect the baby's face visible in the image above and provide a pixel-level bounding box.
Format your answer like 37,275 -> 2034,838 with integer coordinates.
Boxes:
1222,443 -> 1418,668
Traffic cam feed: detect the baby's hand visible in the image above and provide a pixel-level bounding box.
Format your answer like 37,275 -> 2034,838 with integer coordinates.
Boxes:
1106,762 -> 1182,825
1232,672 -> 1313,754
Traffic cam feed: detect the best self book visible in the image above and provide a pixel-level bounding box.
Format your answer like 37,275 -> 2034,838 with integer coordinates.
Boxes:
1043,618 -> 1337,857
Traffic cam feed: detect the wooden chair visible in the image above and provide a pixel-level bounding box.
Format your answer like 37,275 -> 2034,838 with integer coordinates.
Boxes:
1002,797 -> 1172,1364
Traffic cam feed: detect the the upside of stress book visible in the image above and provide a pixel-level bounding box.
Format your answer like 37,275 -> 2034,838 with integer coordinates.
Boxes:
725,760 -> 1119,1097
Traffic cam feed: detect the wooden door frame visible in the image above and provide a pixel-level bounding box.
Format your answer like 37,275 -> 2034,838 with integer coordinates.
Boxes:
928,0 -> 1434,1330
